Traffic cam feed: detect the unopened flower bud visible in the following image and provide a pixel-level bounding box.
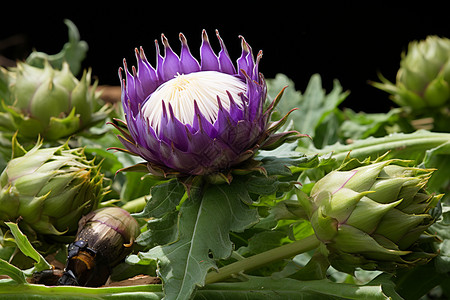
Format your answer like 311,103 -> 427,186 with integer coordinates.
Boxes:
305,156 -> 442,273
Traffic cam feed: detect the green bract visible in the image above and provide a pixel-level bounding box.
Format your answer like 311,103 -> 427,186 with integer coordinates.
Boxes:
373,35 -> 450,110
0,60 -> 110,141
0,135 -> 107,240
301,156 -> 443,274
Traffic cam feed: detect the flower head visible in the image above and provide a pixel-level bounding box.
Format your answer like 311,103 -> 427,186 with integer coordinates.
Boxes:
0,61 -> 110,141
0,134 -> 107,240
110,30 -> 302,178
372,35 -> 450,111
299,155 -> 442,273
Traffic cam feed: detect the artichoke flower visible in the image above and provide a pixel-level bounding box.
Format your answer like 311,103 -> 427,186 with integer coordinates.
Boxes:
0,60 -> 110,141
372,35 -> 450,111
300,156 -> 442,273
109,30 -> 303,178
0,135 -> 107,240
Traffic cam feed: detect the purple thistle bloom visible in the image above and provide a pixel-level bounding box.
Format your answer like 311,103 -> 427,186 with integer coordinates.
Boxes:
110,30 -> 302,178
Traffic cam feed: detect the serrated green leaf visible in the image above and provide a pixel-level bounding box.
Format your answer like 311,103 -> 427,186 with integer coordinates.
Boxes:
246,175 -> 280,195
25,19 -> 88,76
238,230 -> 290,257
420,139 -> 450,200
391,262 -> 448,300
135,210 -> 179,249
120,172 -> 162,203
0,259 -> 27,284
430,199 -> 450,273
338,108 -> 403,141
267,73 -> 348,142
132,179 -> 186,219
5,222 -> 51,274
139,179 -> 259,300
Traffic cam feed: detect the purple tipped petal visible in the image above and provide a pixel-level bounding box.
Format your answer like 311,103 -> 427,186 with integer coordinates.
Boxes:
192,101 -> 218,138
161,34 -> 181,80
135,47 -> 159,95
200,30 -> 220,71
226,91 -> 244,123
244,73 -> 266,122
164,103 -> 190,151
236,36 -> 251,79
253,50 -> 263,81
155,39 -> 165,81
179,33 -> 201,74
216,30 -> 236,75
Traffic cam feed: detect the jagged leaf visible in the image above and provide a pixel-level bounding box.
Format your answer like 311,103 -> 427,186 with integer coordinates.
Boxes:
5,222 -> 51,274
132,179 -> 186,219
26,19 -> 88,75
0,259 -> 27,284
136,178 -> 259,300
266,73 -> 349,145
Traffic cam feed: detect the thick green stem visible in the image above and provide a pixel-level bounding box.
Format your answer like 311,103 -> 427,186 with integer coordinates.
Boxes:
205,234 -> 320,285
298,130 -> 450,164
121,196 -> 147,213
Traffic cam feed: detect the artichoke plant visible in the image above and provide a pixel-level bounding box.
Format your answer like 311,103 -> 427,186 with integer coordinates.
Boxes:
110,30 -> 303,179
372,35 -> 450,111
300,155 -> 442,273
0,60 -> 110,141
0,135 -> 107,240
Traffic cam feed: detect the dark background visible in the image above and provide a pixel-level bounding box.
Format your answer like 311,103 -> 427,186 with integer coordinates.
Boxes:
1,2 -> 449,113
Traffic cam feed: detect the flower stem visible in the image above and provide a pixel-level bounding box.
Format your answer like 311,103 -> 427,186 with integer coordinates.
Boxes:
121,196 -> 147,213
205,234 -> 320,284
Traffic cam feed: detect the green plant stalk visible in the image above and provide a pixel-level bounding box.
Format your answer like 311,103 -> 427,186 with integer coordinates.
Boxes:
299,130 -> 450,163
205,234 -> 320,284
0,280 -> 163,299
121,196 -> 147,213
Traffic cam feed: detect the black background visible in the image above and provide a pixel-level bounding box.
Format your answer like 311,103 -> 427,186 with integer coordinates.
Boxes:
2,2 -> 450,113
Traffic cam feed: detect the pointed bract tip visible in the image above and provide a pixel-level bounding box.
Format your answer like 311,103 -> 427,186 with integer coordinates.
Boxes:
202,29 -> 209,42
179,32 -> 187,44
139,46 -> 147,60
239,35 -> 250,53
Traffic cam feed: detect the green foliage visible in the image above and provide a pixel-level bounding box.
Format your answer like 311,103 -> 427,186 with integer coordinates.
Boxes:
25,19 -> 88,76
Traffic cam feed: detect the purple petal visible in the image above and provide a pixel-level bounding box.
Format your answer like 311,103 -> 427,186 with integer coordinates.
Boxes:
216,30 -> 236,75
192,100 -> 218,138
214,96 -> 234,133
135,47 -> 159,95
179,33 -> 200,74
236,36 -> 251,79
200,30 -> 219,71
227,91 -> 244,123
244,75 -> 264,122
161,34 -> 180,80
163,103 -> 190,151
155,39 -> 165,82
253,50 -> 263,81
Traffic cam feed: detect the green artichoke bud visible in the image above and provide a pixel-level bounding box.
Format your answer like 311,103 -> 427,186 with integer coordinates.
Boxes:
302,156 -> 442,274
0,135 -> 108,240
372,35 -> 450,110
0,60 -> 110,141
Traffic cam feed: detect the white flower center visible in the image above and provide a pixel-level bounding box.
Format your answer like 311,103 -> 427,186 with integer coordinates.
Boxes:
142,71 -> 246,131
